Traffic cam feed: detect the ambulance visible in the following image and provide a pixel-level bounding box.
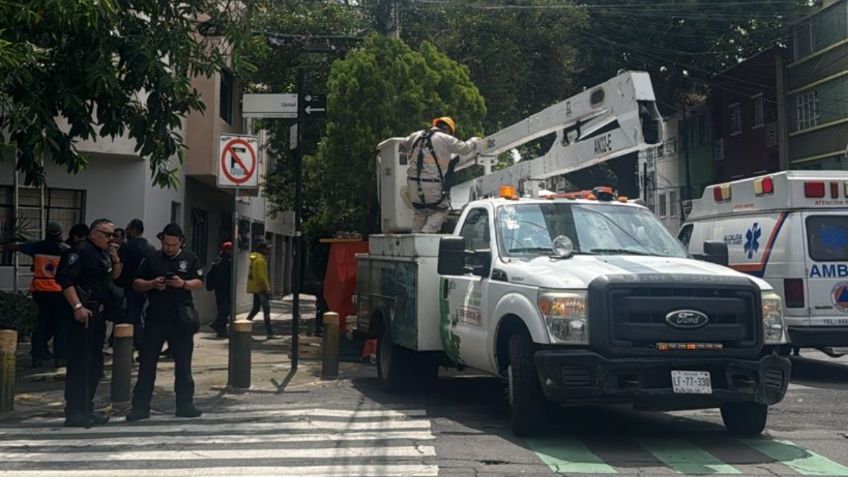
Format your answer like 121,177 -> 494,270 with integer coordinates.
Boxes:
680,171 -> 848,356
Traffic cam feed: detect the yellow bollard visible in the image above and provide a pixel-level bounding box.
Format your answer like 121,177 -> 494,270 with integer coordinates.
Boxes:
0,329 -> 17,413
322,312 -> 340,380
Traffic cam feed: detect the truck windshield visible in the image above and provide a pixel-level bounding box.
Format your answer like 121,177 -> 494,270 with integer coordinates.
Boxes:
496,202 -> 688,258
806,216 -> 848,261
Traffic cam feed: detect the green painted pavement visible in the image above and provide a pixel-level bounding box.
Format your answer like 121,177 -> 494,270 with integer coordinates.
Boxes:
743,438 -> 848,476
638,437 -> 740,475
527,437 -> 617,474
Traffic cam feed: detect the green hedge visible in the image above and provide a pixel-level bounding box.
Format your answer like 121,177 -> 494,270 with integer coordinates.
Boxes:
0,291 -> 37,340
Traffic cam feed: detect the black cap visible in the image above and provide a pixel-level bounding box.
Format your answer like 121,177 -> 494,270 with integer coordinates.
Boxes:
161,223 -> 184,238
46,222 -> 62,238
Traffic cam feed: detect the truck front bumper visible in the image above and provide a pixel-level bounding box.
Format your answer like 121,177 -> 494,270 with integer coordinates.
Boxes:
534,350 -> 790,410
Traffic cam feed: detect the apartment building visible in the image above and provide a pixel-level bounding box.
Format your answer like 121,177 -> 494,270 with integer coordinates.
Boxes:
1,69 -> 292,320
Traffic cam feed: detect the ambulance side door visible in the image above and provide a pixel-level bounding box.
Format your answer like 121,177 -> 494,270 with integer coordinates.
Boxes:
803,213 -> 848,328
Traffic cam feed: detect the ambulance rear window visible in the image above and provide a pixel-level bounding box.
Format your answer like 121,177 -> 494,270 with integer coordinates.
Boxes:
806,216 -> 848,261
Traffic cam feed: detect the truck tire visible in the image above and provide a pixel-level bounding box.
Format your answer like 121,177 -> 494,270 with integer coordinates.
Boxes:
720,403 -> 768,436
508,333 -> 547,436
377,324 -> 413,393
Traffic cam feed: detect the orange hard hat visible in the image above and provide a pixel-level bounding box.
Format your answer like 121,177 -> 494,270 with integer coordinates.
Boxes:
432,116 -> 456,134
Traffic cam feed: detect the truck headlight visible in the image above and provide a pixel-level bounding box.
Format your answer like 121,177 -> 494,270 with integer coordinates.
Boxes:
538,290 -> 588,344
762,292 -> 787,345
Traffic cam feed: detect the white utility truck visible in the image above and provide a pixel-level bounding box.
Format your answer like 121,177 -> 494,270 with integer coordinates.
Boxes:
681,171 -> 848,357
355,72 -> 791,436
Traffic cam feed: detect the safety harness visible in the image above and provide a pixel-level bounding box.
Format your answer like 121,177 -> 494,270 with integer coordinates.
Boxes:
410,128 -> 449,210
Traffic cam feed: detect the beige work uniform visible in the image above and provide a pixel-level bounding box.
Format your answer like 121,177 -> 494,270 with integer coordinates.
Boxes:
405,128 -> 480,233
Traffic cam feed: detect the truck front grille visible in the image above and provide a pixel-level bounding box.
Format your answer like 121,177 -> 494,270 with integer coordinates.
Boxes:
608,286 -> 758,349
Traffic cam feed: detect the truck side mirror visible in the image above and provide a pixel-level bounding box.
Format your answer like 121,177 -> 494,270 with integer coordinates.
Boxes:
703,241 -> 729,267
467,249 -> 492,278
438,237 -> 467,276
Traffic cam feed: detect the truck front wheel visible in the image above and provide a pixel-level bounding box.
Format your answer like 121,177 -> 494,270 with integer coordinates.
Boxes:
377,324 -> 413,392
720,402 -> 768,436
508,333 -> 547,436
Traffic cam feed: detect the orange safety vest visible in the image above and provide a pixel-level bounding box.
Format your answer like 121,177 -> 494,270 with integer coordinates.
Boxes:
30,253 -> 63,293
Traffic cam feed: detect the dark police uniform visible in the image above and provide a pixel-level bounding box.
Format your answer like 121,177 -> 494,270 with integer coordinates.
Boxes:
131,249 -> 202,412
55,239 -> 113,421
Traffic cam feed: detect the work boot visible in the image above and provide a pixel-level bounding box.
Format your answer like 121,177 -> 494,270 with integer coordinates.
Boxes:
175,404 -> 202,418
54,358 -> 66,368
31,358 -> 45,368
90,413 -> 110,426
125,407 -> 150,422
63,415 -> 92,428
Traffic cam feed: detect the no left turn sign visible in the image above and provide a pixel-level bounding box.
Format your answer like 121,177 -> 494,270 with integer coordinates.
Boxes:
217,135 -> 260,189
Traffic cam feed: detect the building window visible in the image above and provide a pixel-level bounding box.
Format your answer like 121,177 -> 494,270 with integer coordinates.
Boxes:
729,103 -> 742,135
766,121 -> 778,147
752,94 -> 764,129
0,186 -> 85,266
170,201 -> 182,226
714,138 -> 725,161
658,192 -> 667,218
793,21 -> 813,60
669,190 -> 678,218
190,208 -> 209,266
663,137 -> 676,156
795,91 -> 819,131
219,69 -> 234,124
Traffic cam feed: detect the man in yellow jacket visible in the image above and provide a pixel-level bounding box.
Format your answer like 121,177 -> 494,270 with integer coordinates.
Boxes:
246,241 -> 276,339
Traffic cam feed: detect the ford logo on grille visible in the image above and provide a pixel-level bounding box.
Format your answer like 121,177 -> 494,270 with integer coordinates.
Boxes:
665,310 -> 709,329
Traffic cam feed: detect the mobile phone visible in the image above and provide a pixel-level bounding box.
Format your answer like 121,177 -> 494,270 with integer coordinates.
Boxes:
165,272 -> 177,279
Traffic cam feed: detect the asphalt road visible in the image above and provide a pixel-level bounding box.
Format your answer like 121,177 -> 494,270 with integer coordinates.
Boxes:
1,349 -> 846,477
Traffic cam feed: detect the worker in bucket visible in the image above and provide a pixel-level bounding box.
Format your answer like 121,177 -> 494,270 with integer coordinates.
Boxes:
404,116 -> 481,233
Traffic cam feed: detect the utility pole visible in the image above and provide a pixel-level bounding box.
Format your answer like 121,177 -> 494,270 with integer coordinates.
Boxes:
682,101 -> 692,201
291,68 -> 305,371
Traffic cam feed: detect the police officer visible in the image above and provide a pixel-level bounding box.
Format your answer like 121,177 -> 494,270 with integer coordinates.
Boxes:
117,219 -> 155,349
56,219 -> 122,428
4,222 -> 70,368
127,223 -> 203,421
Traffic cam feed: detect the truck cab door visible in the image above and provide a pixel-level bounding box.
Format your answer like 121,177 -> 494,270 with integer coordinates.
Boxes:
440,207 -> 492,370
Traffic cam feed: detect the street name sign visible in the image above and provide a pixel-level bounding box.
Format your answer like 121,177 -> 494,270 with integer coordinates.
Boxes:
242,94 -> 298,118
217,134 -> 260,189
299,94 -> 327,118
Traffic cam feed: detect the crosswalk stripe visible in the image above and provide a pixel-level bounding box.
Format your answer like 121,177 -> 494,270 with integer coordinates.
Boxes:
743,438 -> 848,476
0,445 -> 436,462
638,437 -> 740,475
527,437 -> 617,474
0,465 -> 440,477
0,431 -> 436,448
0,418 -> 431,436
18,408 -> 427,425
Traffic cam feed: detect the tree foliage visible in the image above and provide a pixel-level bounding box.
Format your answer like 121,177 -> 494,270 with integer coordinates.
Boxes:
0,0 -> 253,187
308,34 -> 486,235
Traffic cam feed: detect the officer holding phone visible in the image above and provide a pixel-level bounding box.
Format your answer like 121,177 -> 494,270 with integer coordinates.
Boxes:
126,223 -> 203,421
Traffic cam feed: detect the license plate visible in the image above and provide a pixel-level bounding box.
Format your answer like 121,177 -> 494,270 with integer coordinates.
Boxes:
671,370 -> 712,394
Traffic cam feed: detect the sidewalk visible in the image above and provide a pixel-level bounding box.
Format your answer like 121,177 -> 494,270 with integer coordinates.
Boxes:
2,295 -> 373,422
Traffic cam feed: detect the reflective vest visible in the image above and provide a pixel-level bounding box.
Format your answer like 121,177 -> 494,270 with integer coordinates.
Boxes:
30,254 -> 63,293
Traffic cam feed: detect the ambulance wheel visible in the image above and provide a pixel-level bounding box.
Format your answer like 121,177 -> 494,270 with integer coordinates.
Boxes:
377,324 -> 413,393
721,403 -> 768,436
508,333 -> 547,436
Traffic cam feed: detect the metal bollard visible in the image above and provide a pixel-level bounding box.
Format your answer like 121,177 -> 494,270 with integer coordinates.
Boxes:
111,323 -> 134,405
322,312 -> 340,380
0,330 -> 17,413
228,320 -> 251,389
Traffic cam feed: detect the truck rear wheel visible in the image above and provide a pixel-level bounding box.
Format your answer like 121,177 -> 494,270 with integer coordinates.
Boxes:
377,324 -> 413,392
720,402 -> 768,436
508,333 -> 547,436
